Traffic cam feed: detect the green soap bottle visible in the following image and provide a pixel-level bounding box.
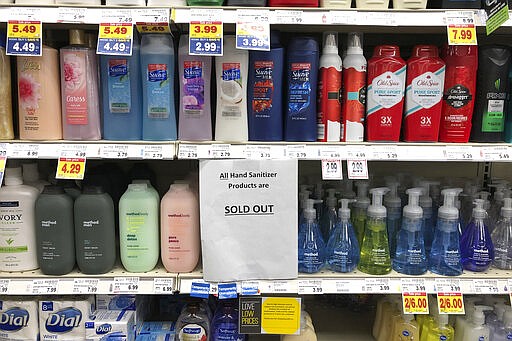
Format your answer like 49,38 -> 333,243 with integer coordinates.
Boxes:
352,181 -> 370,245
119,183 -> 159,272
358,187 -> 392,275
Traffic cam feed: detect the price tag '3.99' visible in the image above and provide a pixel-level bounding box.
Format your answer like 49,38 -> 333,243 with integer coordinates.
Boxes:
236,10 -> 270,51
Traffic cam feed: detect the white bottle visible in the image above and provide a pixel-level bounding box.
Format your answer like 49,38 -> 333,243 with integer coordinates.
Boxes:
463,306 -> 492,341
215,36 -> 248,142
0,167 -> 39,271
22,163 -> 49,193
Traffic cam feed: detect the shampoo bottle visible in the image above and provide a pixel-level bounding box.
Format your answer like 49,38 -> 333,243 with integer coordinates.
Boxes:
384,180 -> 402,258
326,199 -> 359,273
17,43 -> 61,140
358,187 -> 392,275
0,34 -> 13,140
248,32 -> 284,141
285,36 -> 319,142
119,183 -> 159,272
160,183 -> 200,273
0,167 -> 39,271
341,32 -> 366,142
366,45 -> 406,142
60,29 -> 101,140
492,197 -> 512,269
298,199 -> 326,273
352,181 -> 370,246
35,185 -> 75,275
393,187 -> 427,275
317,32 -> 342,142
460,199 -> 495,272
215,36 -> 249,142
74,186 -> 116,274
100,33 -> 142,140
178,35 -> 212,141
140,33 -> 177,141
429,188 -> 463,276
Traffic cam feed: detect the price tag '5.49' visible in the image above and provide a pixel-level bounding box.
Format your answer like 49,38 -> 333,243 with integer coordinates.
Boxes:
7,21 -> 42,56
97,23 -> 133,56
189,22 -> 223,56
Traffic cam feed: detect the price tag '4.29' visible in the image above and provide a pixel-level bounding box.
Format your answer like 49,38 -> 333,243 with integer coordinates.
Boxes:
446,11 -> 477,46
7,20 -> 42,56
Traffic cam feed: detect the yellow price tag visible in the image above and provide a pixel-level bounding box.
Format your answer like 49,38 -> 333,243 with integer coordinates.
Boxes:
136,23 -> 170,34
402,292 -> 429,314
99,23 -> 133,40
447,25 -> 477,45
189,21 -> 222,40
7,21 -> 41,39
56,157 -> 86,180
437,293 -> 465,314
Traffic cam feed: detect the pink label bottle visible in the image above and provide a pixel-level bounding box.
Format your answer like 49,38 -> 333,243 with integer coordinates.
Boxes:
160,183 -> 200,273
60,29 -> 101,140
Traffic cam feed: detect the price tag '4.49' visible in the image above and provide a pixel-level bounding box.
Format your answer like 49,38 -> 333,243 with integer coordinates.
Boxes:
446,11 -> 477,45
7,20 -> 42,56
97,23 -> 133,56
189,22 -> 223,56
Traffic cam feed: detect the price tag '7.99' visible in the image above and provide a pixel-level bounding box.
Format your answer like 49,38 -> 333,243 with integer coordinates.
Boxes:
7,21 -> 42,56
446,11 -> 477,45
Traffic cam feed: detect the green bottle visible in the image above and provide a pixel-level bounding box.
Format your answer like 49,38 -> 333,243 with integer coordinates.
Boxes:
352,181 -> 370,246
358,187 -> 392,275
119,183 -> 159,272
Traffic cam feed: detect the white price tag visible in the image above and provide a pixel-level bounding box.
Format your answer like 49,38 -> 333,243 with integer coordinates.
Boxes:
178,144 -> 199,159
143,145 -> 164,159
209,144 -> 232,158
319,146 -> 342,159
347,147 -> 367,160
347,159 -> 368,180
401,278 -> 427,293
101,8 -> 133,24
245,145 -> 272,159
8,7 -> 42,21
134,8 -> 168,23
286,145 -> 307,159
321,159 -> 342,180
10,144 -> 39,158
153,278 -> 175,294
236,9 -> 270,51
444,146 -> 475,160
329,10 -> 357,24
210,283 -> 218,295
272,10 -> 304,24
101,145 -> 128,159
372,145 -> 398,160
365,12 -> 396,25
60,144 -> 87,158
473,279 -> 499,294
363,278 -> 391,293
298,280 -> 323,295
73,278 -> 99,294
57,7 -> 87,23
271,280 -> 297,294
0,279 -> 10,294
435,278 -> 461,293
112,277 -> 139,294
481,146 -> 511,161
31,279 -> 58,295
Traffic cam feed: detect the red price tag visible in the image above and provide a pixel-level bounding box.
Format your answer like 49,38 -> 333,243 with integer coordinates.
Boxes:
402,292 -> 429,314
56,157 -> 86,180
437,293 -> 465,314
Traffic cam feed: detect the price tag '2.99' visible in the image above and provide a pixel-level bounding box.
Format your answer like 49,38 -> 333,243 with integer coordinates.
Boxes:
347,159 -> 368,180
7,20 -> 42,56
321,159 -> 342,180
446,11 -> 477,45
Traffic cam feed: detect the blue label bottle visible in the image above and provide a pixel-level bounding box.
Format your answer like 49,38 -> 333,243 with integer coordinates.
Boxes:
248,32 -> 284,141
298,199 -> 326,273
140,34 -> 177,141
212,302 -> 246,341
284,36 -> 319,142
100,33 -> 142,140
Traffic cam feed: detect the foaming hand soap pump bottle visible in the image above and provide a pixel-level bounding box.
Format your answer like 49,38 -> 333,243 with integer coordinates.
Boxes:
460,199 -> 494,272
429,188 -> 463,276
352,181 -> 370,245
384,179 -> 402,259
320,189 -> 338,240
358,187 -> 392,275
326,199 -> 359,273
419,180 -> 435,255
492,197 -> 512,269
298,199 -> 326,273
393,187 -> 427,275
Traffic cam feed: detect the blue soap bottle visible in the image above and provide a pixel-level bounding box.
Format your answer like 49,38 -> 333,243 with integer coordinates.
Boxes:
326,199 -> 360,273
248,31 -> 284,141
393,188 -> 427,275
284,36 -> 319,142
419,180 -> 435,255
384,179 -> 402,259
100,33 -> 142,140
320,189 -> 338,241
298,199 -> 326,273
460,199 -> 495,272
429,188 -> 464,276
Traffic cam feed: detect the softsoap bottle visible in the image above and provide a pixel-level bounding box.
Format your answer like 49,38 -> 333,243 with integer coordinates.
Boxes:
358,187 -> 391,275
60,29 -> 101,140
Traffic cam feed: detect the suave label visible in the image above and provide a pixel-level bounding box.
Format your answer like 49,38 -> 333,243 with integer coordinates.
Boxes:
62,51 -> 88,125
288,63 -> 311,117
220,63 -> 243,118
179,324 -> 207,341
252,61 -> 274,119
107,59 -> 131,114
146,63 -> 170,119
183,61 -> 205,117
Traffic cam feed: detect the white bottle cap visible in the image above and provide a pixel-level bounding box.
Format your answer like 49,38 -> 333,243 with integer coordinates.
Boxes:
403,187 -> 424,220
338,199 -> 355,220
472,199 -> 487,219
22,163 -> 39,182
346,32 -> 363,54
5,167 -> 23,186
368,187 -> 390,218
128,183 -> 147,191
502,198 -> 512,219
354,181 -> 370,209
322,32 -> 339,55
438,188 -> 463,220
384,180 -> 401,209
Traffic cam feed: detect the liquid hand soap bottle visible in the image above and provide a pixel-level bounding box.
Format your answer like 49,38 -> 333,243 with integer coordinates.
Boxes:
419,180 -> 435,255
352,181 -> 370,245
326,199 -> 359,273
461,306 -> 492,341
460,199 -> 495,272
298,199 -> 326,273
491,306 -> 512,340
384,180 -> 402,258
321,189 -> 338,240
390,313 -> 419,341
424,314 -> 454,341
393,187 -> 427,275
429,188 -> 464,276
492,197 -> 512,269
358,187 -> 392,275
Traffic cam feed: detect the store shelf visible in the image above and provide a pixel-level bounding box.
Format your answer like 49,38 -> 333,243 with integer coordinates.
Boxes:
0,264 -> 177,295
177,267 -> 512,295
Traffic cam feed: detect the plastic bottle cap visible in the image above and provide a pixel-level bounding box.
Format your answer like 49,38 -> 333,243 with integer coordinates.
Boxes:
304,199 -> 321,221
472,199 -> 487,219
438,188 -> 463,220
338,199 -> 355,220
437,314 -> 449,327
411,45 -> 439,58
373,45 -> 401,57
473,306 -> 493,325
478,191 -> 491,210
355,181 -> 370,208
4,167 -> 23,186
419,181 -> 433,208
384,181 -> 401,208
170,183 -> 190,191
128,183 -> 147,191
132,179 -> 152,186
346,32 -> 363,55
502,198 -> 512,218
403,187 -> 424,220
82,186 -> 105,195
42,185 -> 65,195
368,187 -> 390,218
323,33 -> 339,54
22,163 -> 39,182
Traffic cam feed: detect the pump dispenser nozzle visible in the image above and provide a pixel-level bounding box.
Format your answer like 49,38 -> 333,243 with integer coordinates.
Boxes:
368,188 -> 390,218
419,180 -> 433,208
339,199 -> 356,220
384,180 -> 401,209
355,181 -> 370,207
472,199 -> 487,219
478,191 -> 491,210
472,306 -> 493,325
404,188 -> 424,220
439,188 -> 463,220
501,198 -> 512,218
323,32 -> 339,54
304,199 -> 322,221
326,188 -> 338,208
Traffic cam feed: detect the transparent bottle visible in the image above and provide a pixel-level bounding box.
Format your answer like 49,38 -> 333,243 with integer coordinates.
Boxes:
492,198 -> 512,269
352,181 -> 370,246
384,180 -> 402,259
419,180 -> 435,255
175,303 -> 210,341
320,189 -> 338,241
298,199 -> 326,273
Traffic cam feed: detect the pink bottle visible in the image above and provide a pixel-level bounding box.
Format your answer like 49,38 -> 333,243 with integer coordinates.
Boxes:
160,183 -> 200,273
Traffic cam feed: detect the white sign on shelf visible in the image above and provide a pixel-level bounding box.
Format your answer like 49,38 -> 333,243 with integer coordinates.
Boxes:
73,278 -> 99,294
347,159 -> 369,180
143,145 -> 164,159
272,10 -> 304,24
444,145 -> 475,160
298,280 -> 323,295
112,277 -> 139,294
101,145 -> 128,159
363,278 -> 391,293
372,145 -> 399,160
178,144 -> 199,159
286,145 -> 307,159
270,280 -> 297,294
31,279 -> 58,295
481,146 -> 512,161
57,7 -> 87,23
209,144 -> 232,158
153,278 -> 175,294
9,144 -> 39,158
245,145 -> 273,159
321,159 -> 343,180
473,279 -> 499,294
0,279 -> 10,294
